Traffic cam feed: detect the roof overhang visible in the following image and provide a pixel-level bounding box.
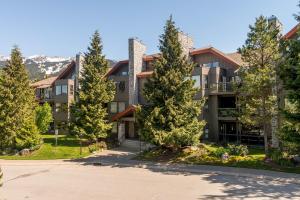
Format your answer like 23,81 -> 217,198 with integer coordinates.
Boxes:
283,23 -> 299,39
111,105 -> 136,121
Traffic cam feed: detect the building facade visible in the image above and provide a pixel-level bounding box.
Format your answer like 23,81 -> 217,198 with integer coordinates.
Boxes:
32,19 -> 298,145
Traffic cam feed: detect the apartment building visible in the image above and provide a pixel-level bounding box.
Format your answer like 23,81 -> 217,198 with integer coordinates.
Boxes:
32,17 -> 297,146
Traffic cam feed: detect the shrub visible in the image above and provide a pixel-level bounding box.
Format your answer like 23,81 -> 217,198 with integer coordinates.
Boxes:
228,144 -> 249,156
268,148 -> 293,167
35,103 -> 53,134
88,141 -> 107,153
213,147 -> 228,158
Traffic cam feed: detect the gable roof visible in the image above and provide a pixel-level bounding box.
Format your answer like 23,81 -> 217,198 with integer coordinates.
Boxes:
106,60 -> 128,77
190,46 -> 241,67
284,23 -> 299,39
31,61 -> 75,88
55,61 -> 76,81
31,76 -> 58,88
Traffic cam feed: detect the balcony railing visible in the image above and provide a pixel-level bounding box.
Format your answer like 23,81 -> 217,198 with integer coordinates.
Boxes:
218,108 -> 237,118
209,82 -> 235,93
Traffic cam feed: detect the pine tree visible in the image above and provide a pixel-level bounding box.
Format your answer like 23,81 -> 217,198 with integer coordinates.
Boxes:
137,17 -> 205,149
238,16 -> 280,153
278,8 -> 300,154
0,47 -> 40,152
35,102 -> 53,133
71,31 -> 115,142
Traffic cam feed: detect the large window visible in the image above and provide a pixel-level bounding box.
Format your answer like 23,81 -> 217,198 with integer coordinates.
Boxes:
110,102 -> 118,113
56,85 -> 68,95
192,75 -> 201,88
118,102 -> 126,113
62,85 -> 68,94
56,85 -> 62,95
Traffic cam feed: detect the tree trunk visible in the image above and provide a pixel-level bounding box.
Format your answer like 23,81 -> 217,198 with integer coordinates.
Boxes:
263,122 -> 268,154
262,98 -> 268,155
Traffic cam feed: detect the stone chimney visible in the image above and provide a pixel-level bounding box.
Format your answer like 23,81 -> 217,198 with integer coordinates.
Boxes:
178,32 -> 194,57
268,15 -> 282,148
75,53 -> 84,92
128,38 -> 146,105
268,15 -> 283,36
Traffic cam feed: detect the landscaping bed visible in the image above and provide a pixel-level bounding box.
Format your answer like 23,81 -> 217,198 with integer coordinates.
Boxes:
136,144 -> 300,174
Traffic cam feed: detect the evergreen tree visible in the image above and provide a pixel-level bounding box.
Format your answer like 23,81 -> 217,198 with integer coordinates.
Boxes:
137,17 -> 205,149
0,47 -> 40,152
238,16 -> 280,153
71,31 -> 115,142
35,102 -> 53,133
278,8 -> 300,154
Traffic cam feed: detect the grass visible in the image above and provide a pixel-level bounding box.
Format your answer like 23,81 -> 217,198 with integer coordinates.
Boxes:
137,144 -> 300,174
0,134 -> 91,160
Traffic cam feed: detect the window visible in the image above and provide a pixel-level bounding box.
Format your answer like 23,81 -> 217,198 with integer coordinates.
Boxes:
192,75 -> 201,88
204,75 -> 209,89
112,122 -> 118,133
56,85 -> 62,95
62,85 -> 68,94
55,103 -> 61,112
70,85 -> 74,95
110,102 -> 117,113
45,88 -> 51,99
121,71 -> 128,76
118,102 -> 126,113
212,62 -> 219,67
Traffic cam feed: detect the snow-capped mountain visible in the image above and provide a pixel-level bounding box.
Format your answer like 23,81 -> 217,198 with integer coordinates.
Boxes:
0,54 -> 72,80
0,55 -> 115,81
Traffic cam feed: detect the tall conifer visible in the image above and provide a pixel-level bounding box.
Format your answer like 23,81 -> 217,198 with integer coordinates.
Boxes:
71,31 -> 115,142
238,16 -> 280,153
278,6 -> 300,154
0,47 -> 40,152
137,17 -> 205,149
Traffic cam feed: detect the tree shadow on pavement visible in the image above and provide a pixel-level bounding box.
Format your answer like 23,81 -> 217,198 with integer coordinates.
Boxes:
68,147 -> 194,176
199,173 -> 300,200
68,147 -> 300,199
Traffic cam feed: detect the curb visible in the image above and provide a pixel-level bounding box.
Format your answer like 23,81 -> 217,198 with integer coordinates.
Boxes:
1,158 -> 300,185
94,160 -> 300,185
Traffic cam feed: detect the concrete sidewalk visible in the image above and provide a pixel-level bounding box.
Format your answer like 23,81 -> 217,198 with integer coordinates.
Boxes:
1,147 -> 300,185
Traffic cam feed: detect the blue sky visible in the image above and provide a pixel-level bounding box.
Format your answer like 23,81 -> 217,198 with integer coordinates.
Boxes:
0,0 -> 299,60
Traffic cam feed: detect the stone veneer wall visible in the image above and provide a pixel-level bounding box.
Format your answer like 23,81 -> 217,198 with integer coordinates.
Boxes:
128,38 -> 146,105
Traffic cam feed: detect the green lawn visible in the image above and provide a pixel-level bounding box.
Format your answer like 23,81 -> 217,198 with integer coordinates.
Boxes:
0,135 -> 91,160
137,144 -> 300,174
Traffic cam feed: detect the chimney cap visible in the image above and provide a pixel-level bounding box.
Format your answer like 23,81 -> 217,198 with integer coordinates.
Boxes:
129,37 -> 145,45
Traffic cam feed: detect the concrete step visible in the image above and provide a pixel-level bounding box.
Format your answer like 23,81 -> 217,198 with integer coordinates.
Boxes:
121,139 -> 154,151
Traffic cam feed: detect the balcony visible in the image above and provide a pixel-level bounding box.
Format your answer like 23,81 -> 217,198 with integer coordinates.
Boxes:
218,108 -> 237,118
209,82 -> 235,94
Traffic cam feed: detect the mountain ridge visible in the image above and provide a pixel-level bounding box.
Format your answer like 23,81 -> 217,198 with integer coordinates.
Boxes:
0,55 -> 116,81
